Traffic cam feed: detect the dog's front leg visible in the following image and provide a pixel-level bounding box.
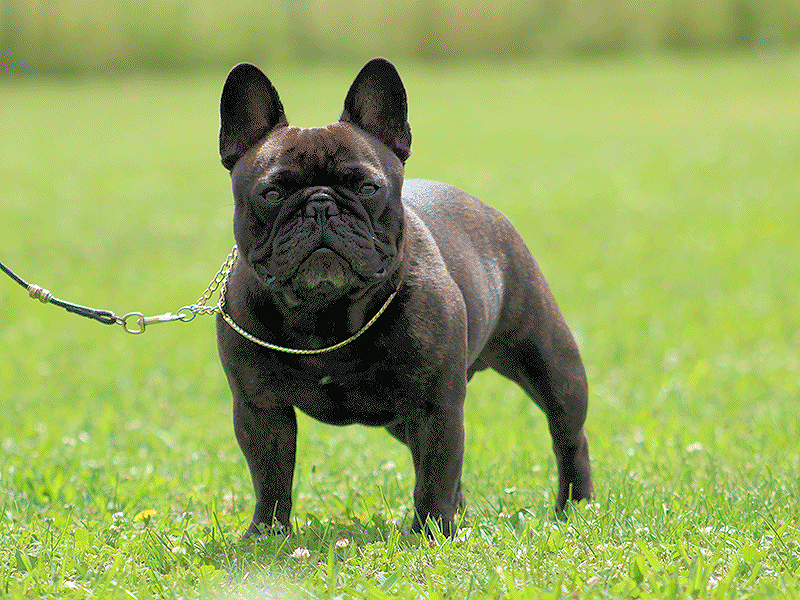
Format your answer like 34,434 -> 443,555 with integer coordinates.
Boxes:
402,396 -> 466,537
233,397 -> 297,536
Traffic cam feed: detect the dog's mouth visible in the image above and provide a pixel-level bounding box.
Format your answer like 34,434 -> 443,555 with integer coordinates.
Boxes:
253,244 -> 387,300
250,195 -> 389,298
295,247 -> 356,290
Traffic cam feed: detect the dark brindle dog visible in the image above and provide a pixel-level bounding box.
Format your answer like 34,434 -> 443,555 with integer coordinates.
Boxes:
216,58 -> 593,536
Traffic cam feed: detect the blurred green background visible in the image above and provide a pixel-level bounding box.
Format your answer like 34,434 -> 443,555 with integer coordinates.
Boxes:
2,0 -> 800,75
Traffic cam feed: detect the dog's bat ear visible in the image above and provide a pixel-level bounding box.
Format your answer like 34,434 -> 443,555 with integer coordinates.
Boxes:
341,58 -> 412,164
220,63 -> 288,171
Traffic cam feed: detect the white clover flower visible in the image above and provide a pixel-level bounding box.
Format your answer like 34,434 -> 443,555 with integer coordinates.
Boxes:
291,547 -> 311,558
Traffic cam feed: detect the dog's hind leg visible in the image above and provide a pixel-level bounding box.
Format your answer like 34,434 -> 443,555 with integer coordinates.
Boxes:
488,310 -> 593,512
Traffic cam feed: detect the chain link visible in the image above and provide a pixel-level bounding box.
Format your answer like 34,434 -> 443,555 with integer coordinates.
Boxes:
193,246 -> 237,310
117,246 -> 237,334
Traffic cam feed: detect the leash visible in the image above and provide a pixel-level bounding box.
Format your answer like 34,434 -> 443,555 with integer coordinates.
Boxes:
1,246 -> 398,354
1,260 -> 119,325
1,247 -> 236,334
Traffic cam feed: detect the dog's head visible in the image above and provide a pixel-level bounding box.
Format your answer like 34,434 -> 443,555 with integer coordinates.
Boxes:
219,58 -> 411,313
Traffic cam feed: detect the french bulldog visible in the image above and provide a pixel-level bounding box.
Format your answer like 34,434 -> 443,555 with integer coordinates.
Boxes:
216,58 -> 593,537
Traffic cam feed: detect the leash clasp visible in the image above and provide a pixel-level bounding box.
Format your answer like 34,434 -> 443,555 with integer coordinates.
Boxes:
119,311 -> 185,334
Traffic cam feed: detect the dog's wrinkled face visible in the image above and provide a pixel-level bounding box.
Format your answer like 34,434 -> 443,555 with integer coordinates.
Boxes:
231,123 -> 403,305
219,59 -> 412,310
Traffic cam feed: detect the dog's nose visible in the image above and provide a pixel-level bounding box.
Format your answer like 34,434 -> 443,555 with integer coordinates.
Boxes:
304,194 -> 340,218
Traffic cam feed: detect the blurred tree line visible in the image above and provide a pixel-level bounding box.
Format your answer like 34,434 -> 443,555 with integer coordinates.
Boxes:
2,0 -> 799,75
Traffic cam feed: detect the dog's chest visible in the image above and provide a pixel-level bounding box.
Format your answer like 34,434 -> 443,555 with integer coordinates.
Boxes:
268,353 -> 406,427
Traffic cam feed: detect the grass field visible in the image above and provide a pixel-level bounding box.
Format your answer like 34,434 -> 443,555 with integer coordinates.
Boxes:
1,54 -> 799,598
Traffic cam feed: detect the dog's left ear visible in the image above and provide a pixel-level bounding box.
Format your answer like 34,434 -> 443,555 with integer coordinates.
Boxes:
341,58 -> 412,163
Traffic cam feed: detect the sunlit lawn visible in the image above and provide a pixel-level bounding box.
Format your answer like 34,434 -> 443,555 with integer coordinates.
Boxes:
1,54 -> 799,598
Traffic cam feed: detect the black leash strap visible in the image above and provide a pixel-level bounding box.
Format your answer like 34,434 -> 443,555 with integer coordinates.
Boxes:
0,260 -> 118,325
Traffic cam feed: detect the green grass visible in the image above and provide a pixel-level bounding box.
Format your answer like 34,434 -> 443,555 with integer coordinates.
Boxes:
1,54 -> 799,598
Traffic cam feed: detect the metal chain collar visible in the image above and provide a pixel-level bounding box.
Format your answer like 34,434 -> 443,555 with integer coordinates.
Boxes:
215,248 -> 399,355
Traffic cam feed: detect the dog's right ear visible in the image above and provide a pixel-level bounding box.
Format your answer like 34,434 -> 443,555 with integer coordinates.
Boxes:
220,63 -> 288,171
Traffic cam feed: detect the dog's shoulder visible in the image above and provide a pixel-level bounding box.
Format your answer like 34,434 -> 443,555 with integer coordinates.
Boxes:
402,178 -> 478,216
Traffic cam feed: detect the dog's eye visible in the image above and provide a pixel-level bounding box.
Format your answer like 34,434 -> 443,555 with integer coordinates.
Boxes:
260,187 -> 284,204
359,183 -> 379,197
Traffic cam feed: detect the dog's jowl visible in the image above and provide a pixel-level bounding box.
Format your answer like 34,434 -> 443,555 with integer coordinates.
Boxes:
216,58 -> 593,537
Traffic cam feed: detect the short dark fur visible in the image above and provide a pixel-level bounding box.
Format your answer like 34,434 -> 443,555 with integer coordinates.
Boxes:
217,58 -> 593,537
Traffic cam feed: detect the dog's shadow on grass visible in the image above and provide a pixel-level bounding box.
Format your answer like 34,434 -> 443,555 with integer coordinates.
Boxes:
227,496 -> 581,563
